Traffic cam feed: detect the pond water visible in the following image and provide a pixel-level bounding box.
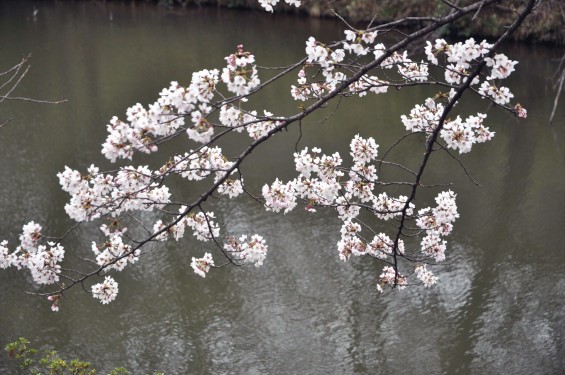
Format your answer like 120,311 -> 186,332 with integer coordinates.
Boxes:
0,1 -> 564,374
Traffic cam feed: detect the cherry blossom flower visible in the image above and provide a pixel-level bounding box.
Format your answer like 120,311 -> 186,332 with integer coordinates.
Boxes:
92,276 -> 119,304
415,264 -> 438,287
0,241 -> 12,269
191,253 -> 214,277
257,0 -> 301,11
187,212 -> 220,242
47,295 -> 60,312
262,179 -> 297,214
221,45 -> 260,96
379,266 -> 407,290
421,233 -> 447,262
19,221 -> 42,251
514,103 -> 527,118
478,81 -> 515,105
224,234 -> 268,267
485,53 -> 518,79
350,134 -> 379,164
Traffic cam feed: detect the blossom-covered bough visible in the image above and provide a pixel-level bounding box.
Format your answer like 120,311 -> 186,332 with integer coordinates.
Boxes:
0,0 -> 536,311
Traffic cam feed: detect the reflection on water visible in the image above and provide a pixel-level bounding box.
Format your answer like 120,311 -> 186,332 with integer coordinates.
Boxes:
0,2 -> 564,374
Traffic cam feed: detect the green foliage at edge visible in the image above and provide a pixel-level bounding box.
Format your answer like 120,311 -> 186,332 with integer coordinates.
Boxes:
4,338 -> 164,375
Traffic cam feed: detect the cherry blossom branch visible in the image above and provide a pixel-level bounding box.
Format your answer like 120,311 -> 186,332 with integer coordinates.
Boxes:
389,0 -> 536,285
66,0 -> 527,292
0,0 -> 536,308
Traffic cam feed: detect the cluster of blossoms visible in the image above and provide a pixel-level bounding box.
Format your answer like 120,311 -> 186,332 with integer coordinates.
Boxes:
400,40 -> 516,155
0,222 -> 128,307
58,164 -> 171,222
92,225 -> 139,272
293,30 -> 392,101
191,252 -> 214,278
401,98 -> 445,134
258,0 -> 300,12
91,276 -> 119,304
416,191 -> 460,262
347,75 -> 389,97
336,221 -> 407,264
164,146 -> 231,182
343,29 -> 377,56
186,212 -> 221,242
372,192 -> 413,221
101,44 -> 262,162
293,37 -> 347,100
224,234 -> 268,267
378,48 -> 429,82
262,135 -> 431,287
478,81 -> 514,106
260,132 -> 462,289
425,38 -> 523,112
402,98 -> 494,154
161,146 -> 244,198
221,44 -> 260,96
425,38 -> 492,83
57,131 -> 268,303
152,208 -> 267,272
255,32 -> 514,161
102,71 -> 214,161
294,27 -> 453,102
298,34 -> 525,153
0,222 -> 65,286
218,105 -> 284,141
414,264 -> 438,287
378,266 -> 407,293
440,113 -> 494,153
262,178 -> 299,213
477,54 -> 519,105
153,208 -> 219,242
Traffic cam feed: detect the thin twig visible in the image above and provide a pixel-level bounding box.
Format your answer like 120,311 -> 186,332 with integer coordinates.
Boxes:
435,142 -> 481,186
0,96 -> 67,104
549,63 -> 564,125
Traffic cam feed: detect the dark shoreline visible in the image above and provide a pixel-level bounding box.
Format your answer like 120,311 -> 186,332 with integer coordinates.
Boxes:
139,0 -> 564,45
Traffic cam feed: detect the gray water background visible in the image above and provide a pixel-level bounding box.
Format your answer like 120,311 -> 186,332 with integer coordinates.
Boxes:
0,2 -> 564,374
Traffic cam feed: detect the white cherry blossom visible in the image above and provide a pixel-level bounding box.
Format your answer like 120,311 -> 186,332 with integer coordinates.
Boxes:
92,276 -> 119,304
191,253 -> 214,277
